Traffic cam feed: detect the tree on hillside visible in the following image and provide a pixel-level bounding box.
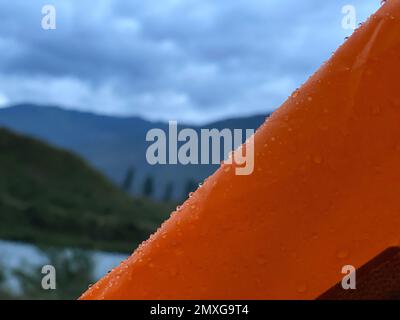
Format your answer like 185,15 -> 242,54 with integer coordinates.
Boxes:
183,178 -> 198,201
142,175 -> 154,198
121,166 -> 135,193
163,182 -> 174,202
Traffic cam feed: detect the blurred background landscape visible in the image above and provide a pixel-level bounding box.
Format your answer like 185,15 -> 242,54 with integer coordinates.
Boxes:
0,0 -> 379,299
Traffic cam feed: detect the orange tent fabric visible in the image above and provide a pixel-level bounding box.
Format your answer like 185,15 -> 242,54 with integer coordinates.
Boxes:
81,0 -> 400,299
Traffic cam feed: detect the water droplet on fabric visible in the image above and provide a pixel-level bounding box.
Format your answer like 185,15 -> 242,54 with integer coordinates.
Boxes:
297,284 -> 308,293
337,250 -> 349,259
313,155 -> 322,164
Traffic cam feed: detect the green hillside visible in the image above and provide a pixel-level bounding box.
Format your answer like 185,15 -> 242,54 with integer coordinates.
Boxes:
0,128 -> 171,252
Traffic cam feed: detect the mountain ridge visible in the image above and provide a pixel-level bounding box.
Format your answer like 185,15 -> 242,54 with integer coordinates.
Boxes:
0,104 -> 267,199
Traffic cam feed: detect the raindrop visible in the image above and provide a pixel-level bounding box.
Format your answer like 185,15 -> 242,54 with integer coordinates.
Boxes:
311,232 -> 319,240
313,156 -> 322,164
297,284 -> 308,293
337,249 -> 349,259
371,105 -> 381,115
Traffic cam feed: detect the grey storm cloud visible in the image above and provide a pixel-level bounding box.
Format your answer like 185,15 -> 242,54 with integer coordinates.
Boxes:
0,0 -> 380,123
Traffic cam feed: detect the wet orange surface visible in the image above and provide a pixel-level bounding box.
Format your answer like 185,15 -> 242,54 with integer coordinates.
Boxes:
81,0 -> 400,299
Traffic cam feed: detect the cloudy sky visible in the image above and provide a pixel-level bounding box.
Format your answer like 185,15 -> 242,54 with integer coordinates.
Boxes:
0,0 -> 380,123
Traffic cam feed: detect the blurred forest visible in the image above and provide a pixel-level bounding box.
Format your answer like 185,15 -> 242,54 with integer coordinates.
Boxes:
0,127 -> 175,299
